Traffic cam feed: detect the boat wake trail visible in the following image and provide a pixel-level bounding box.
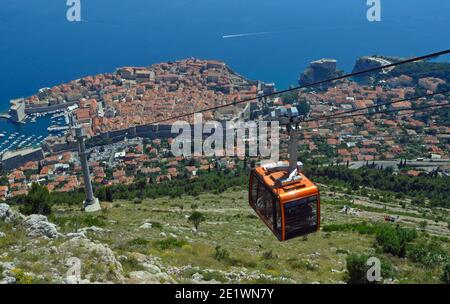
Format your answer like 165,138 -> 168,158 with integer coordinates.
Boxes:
222,23 -> 367,39
222,30 -> 295,39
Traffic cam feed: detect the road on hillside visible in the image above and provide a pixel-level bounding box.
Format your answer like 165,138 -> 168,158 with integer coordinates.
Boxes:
349,159 -> 450,172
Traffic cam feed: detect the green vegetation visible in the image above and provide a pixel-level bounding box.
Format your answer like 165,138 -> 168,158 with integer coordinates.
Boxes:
375,225 -> 417,257
345,254 -> 376,284
388,61 -> 450,83
17,183 -> 52,216
11,268 -> 33,284
213,246 -> 230,262
121,256 -> 145,274
441,263 -> 450,284
345,254 -> 394,284
2,186 -> 448,283
212,245 -> 257,268
1,162 -> 448,284
279,92 -> 311,116
48,214 -> 107,232
306,166 -> 450,208
406,240 -> 449,267
188,212 -> 206,230
323,220 -> 450,272
133,197 -> 143,205
96,170 -> 248,201
154,238 -> 187,251
128,237 -> 150,246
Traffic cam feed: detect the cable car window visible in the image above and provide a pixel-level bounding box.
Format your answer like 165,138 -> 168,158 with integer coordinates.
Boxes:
274,199 -> 282,237
256,185 -> 274,226
284,195 -> 318,240
250,174 -> 259,207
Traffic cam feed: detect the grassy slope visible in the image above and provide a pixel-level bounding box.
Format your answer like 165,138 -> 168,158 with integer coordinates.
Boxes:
1,186 -> 448,283
54,187 -> 449,283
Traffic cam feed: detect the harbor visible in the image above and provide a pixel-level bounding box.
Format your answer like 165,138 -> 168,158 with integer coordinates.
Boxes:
0,109 -> 70,156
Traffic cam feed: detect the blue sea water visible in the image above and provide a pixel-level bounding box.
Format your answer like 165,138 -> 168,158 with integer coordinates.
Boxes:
0,0 -> 449,139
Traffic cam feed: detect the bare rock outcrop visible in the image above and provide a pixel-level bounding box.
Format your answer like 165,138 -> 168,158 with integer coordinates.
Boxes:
22,214 -> 59,239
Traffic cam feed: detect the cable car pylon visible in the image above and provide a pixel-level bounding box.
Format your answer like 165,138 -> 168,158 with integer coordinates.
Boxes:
68,113 -> 102,212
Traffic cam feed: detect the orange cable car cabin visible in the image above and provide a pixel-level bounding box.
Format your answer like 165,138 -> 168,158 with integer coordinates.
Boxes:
249,163 -> 320,241
248,117 -> 320,241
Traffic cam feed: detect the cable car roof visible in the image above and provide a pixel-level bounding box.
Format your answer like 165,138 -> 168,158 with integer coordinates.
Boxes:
253,166 -> 318,202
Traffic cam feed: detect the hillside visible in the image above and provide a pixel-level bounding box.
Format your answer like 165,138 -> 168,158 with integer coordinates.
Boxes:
1,183 -> 449,284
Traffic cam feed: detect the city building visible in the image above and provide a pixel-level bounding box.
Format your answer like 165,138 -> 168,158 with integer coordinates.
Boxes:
1,147 -> 44,171
9,98 -> 26,122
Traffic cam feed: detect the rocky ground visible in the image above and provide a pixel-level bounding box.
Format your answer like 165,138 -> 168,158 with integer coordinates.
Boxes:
0,188 -> 448,284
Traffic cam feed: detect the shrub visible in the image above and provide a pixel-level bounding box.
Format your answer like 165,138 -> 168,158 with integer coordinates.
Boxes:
441,263 -> 450,284
202,271 -> 227,283
345,254 -> 370,284
407,240 -> 449,267
149,221 -> 163,229
213,246 -> 230,261
49,214 -> 107,231
154,238 -> 187,250
11,268 -> 33,284
121,257 -> 145,273
375,225 -> 417,257
104,187 -> 113,202
128,238 -> 150,246
345,254 -> 395,284
133,197 -> 143,204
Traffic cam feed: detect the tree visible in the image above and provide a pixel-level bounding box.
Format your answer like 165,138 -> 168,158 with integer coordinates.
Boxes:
105,187 -> 113,202
0,176 -> 8,186
297,101 -> 310,116
188,211 -> 206,231
280,91 -> 298,104
19,183 -> 52,216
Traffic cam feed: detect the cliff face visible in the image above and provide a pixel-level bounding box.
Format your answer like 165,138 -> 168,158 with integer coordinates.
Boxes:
298,59 -> 342,88
351,56 -> 396,81
352,56 -> 384,74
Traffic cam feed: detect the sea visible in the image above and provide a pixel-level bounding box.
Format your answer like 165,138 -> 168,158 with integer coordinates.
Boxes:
0,0 -> 449,149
